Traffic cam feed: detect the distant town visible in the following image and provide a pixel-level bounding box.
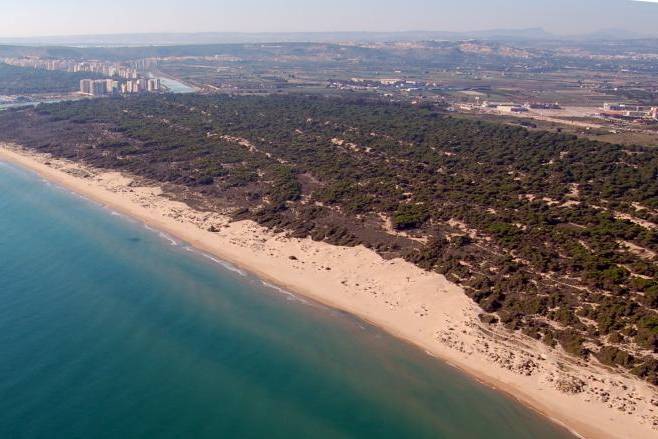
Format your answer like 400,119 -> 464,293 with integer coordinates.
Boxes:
1,40 -> 657,146
2,57 -> 163,96
79,77 -> 161,96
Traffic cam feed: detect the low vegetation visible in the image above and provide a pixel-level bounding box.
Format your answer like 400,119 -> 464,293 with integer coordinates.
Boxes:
1,94 -> 656,383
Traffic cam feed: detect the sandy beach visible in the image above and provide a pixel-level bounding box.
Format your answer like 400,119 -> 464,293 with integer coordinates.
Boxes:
2,143 -> 657,439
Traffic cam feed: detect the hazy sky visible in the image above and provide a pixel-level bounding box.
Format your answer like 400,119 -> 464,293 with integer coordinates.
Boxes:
2,0 -> 658,38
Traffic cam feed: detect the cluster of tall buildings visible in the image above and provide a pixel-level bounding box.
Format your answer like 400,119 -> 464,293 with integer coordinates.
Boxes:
122,78 -> 161,94
3,57 -> 157,80
80,78 -> 161,96
79,79 -> 111,96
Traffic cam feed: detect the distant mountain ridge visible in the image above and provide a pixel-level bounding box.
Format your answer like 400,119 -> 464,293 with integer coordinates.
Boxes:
3,0 -> 658,45
0,27 -> 654,47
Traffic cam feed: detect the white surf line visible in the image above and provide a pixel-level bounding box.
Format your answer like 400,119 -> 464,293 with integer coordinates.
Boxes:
141,223 -> 178,246
201,253 -> 247,276
181,245 -> 248,277
158,231 -> 178,246
260,280 -> 309,304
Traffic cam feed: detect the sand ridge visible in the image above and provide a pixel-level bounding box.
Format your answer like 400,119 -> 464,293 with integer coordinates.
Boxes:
2,143 -> 657,439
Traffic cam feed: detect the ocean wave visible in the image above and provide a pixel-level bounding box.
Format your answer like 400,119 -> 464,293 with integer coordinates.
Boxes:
141,224 -> 178,246
199,253 -> 247,276
261,281 -> 308,304
158,231 -> 178,246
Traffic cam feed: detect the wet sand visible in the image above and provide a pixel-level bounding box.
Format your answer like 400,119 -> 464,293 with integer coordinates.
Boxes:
2,144 -> 657,439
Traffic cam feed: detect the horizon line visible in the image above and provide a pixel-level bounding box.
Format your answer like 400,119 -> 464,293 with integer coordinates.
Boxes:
0,27 -> 655,42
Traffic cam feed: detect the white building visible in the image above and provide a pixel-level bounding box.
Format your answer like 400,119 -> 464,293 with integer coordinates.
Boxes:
79,79 -> 93,95
105,79 -> 117,94
90,80 -> 106,96
147,78 -> 160,92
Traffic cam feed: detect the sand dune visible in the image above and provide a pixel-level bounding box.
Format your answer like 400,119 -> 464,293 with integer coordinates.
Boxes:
2,143 -> 657,439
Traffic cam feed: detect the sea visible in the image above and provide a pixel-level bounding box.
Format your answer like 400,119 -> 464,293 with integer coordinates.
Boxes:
0,160 -> 573,438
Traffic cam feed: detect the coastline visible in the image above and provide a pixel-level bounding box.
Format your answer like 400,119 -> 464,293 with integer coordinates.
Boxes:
1,144 -> 657,439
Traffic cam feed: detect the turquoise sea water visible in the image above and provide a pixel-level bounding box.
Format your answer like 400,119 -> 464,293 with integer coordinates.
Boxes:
0,161 -> 573,439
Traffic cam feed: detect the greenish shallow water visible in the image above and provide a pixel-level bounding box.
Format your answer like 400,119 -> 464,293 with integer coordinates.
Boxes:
0,161 -> 573,438
153,75 -> 197,93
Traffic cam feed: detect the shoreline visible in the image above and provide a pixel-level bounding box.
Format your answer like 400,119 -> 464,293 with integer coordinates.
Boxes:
2,144 -> 656,439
